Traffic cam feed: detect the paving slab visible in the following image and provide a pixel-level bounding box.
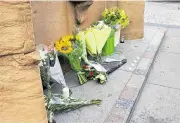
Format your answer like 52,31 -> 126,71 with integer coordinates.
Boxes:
129,26 -> 180,123
53,26 -> 166,123
145,2 -> 180,26
127,75 -> 145,89
147,29 -> 166,52
160,36 -> 180,54
165,28 -> 180,37
119,42 -> 149,72
147,52 -> 180,89
142,28 -> 157,44
130,83 -> 180,123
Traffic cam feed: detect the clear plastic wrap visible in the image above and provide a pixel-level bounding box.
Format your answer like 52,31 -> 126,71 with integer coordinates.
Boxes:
38,44 -> 67,90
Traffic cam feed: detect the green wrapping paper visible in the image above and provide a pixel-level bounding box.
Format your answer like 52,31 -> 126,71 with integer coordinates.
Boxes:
102,29 -> 115,56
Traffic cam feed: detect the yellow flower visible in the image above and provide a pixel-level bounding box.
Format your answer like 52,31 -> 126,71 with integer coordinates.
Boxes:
66,40 -> 72,47
62,35 -> 74,42
55,39 -> 73,54
120,10 -> 126,19
75,35 -> 80,41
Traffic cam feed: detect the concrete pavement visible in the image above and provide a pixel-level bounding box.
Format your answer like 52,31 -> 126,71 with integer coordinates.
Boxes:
129,2 -> 180,123
130,27 -> 180,123
145,2 -> 180,27
53,25 -> 166,123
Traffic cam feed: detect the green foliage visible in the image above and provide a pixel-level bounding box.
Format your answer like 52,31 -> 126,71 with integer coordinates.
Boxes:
101,8 -> 129,28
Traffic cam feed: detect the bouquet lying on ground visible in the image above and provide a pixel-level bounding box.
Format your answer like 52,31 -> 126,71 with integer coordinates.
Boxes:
77,31 -> 107,84
44,94 -> 101,123
101,8 -> 129,28
55,34 -> 107,84
38,45 -> 102,123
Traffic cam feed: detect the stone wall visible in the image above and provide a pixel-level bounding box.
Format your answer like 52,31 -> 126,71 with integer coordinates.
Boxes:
118,1 -> 145,39
31,1 -> 145,46
0,2 -> 47,123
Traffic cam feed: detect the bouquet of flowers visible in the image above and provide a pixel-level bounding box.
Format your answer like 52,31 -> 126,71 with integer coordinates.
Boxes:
77,31 -> 108,84
84,26 -> 112,62
101,8 -> 129,28
55,35 -> 88,84
55,35 -> 82,71
38,45 -> 102,123
45,95 -> 101,114
55,33 -> 107,84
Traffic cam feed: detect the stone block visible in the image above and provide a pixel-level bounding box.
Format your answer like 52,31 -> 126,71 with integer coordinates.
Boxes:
142,51 -> 156,59
0,62 -> 47,123
127,74 -> 145,89
0,2 -> 47,123
0,2 -> 35,56
119,86 -> 138,101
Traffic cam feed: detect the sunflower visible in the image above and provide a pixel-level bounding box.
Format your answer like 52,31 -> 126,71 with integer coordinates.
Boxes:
55,39 -> 72,54
61,35 -> 74,42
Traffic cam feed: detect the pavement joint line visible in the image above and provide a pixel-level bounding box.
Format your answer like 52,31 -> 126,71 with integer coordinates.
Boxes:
158,50 -> 180,55
145,22 -> 180,29
126,29 -> 166,123
69,84 -> 80,88
117,68 -> 133,73
147,82 -> 180,91
165,35 -> 180,38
